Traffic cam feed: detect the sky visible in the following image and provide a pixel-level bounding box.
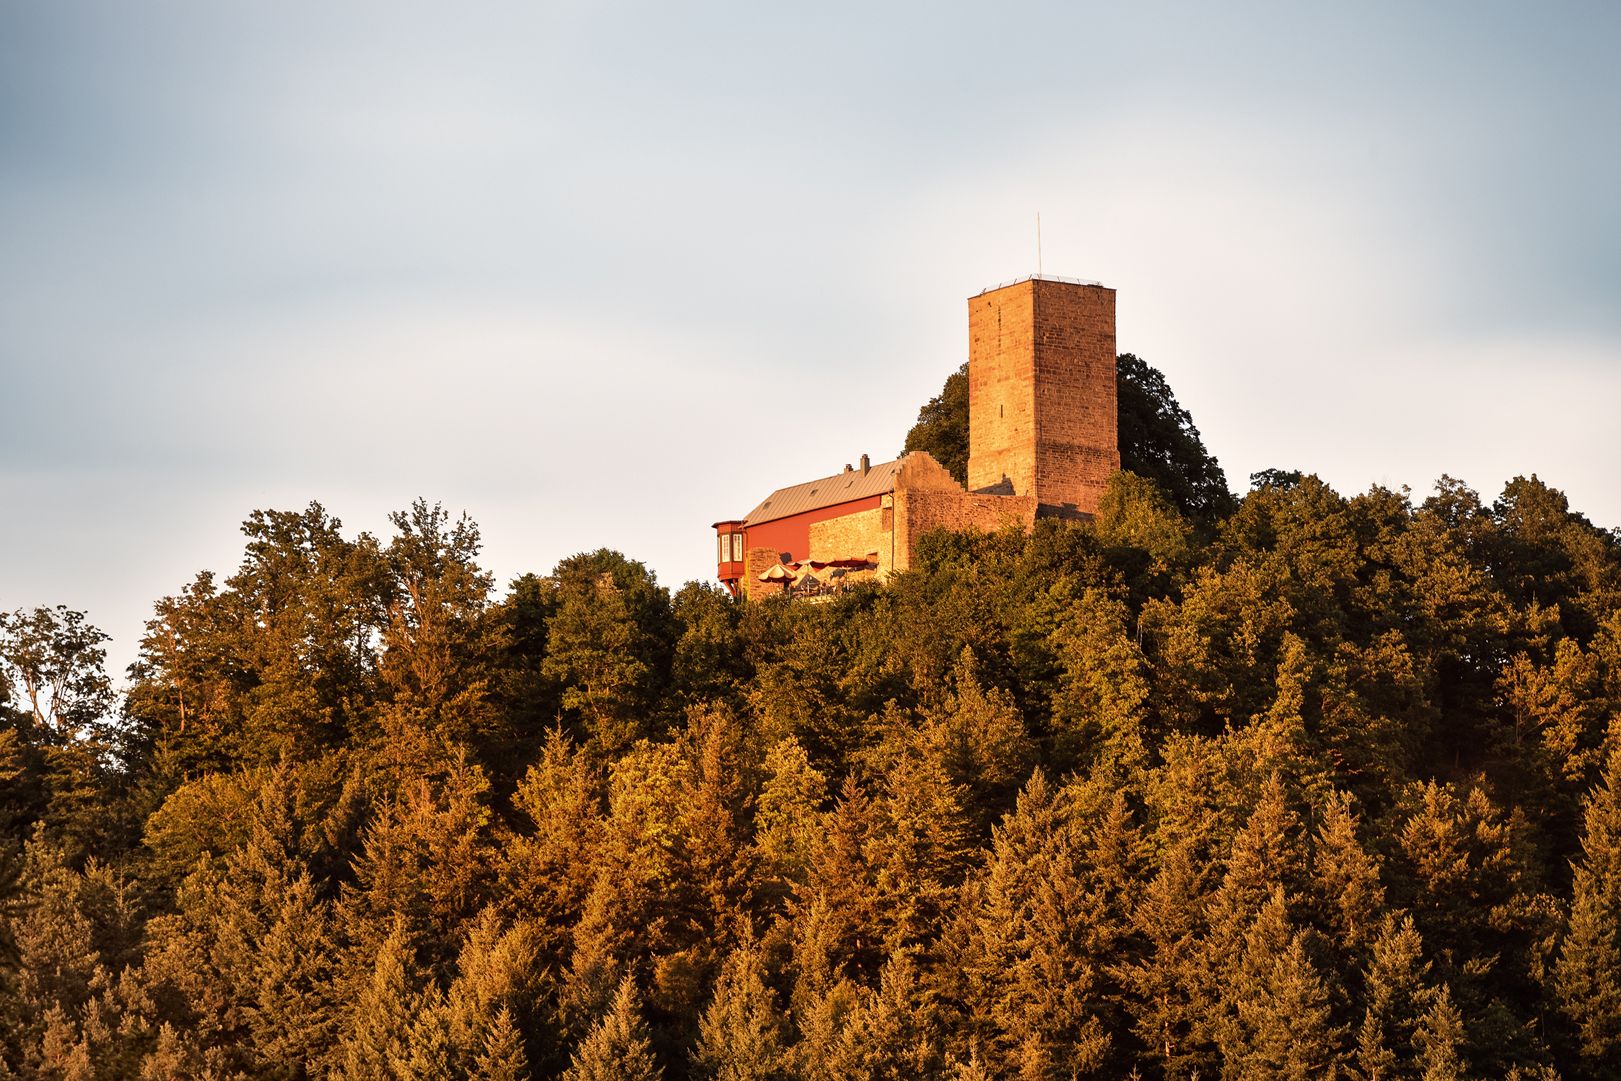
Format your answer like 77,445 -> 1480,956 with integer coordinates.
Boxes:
3,1 -> 1619,685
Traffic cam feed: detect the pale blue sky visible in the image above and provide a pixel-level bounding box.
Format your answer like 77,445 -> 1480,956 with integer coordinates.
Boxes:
3,1 -> 1618,682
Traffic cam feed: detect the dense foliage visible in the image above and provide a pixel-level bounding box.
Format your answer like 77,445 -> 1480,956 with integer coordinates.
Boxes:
4,476 -> 1621,1078
903,354 -> 1237,521
903,362 -> 970,485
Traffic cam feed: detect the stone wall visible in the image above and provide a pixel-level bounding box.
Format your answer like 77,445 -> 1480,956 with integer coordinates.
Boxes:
808,506 -> 888,572
742,545 -> 788,599
967,283 -> 1038,498
1030,279 -> 1118,515
893,489 -> 1037,572
887,452 -> 1038,573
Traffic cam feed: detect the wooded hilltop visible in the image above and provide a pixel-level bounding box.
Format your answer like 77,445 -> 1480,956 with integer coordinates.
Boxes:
4,358 -> 1621,1079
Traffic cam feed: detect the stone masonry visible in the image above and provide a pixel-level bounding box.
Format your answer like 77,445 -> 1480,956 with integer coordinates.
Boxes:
967,278 -> 1119,516
808,506 -> 887,572
805,452 -> 1037,577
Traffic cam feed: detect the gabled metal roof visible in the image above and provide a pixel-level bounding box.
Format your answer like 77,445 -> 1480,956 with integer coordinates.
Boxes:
744,457 -> 903,526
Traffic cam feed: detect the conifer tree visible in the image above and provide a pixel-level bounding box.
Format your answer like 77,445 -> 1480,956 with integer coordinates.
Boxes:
947,1049 -> 995,1081
38,1004 -> 95,1081
555,881 -> 630,1045
1120,840 -> 1212,1078
957,771 -> 1132,1077
400,990 -> 457,1081
541,550 -> 675,752
824,952 -> 943,1080
555,729 -> 751,1033
11,834 -> 102,1030
475,1006 -> 531,1081
790,980 -> 860,1081
671,580 -> 750,706
1556,746 -> 1621,1062
1215,890 -> 1349,1079
679,707 -> 758,953
805,777 -> 882,979
755,736 -> 828,889
1415,985 -> 1469,1081
246,870 -> 339,1071
1047,585 -> 1154,775
1393,780 -> 1554,1066
564,975 -> 663,1081
1205,773 -> 1309,942
345,745 -> 498,973
693,942 -> 790,1081
916,649 -> 1036,834
437,910 -> 544,1074
125,761 -> 342,1076
1319,631 -> 1434,805
866,752 -> 972,953
780,883 -> 873,1081
334,922 -> 421,1081
502,728 -> 603,964
139,1023 -> 203,1080
1311,791 -> 1387,957
1354,914 -> 1443,1079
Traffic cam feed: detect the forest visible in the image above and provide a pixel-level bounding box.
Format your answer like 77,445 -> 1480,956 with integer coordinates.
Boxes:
3,358 -> 1621,1080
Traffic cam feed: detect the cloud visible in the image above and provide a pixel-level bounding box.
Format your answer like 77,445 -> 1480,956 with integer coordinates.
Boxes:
3,0 -> 1618,691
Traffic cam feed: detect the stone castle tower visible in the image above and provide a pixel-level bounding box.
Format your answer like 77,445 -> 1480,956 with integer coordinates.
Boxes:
967,277 -> 1119,517
714,273 -> 1120,597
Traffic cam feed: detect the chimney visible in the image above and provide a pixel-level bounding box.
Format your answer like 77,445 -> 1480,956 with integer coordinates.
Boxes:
860,453 -> 870,475
843,463 -> 853,473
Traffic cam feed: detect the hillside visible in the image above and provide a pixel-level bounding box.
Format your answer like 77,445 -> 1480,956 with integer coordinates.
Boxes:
4,388 -> 1621,1076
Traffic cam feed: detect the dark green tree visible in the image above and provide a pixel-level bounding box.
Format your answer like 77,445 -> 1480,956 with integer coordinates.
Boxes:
672,582 -> 750,708
541,550 -> 676,752
1115,353 -> 1236,521
903,362 -> 970,484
